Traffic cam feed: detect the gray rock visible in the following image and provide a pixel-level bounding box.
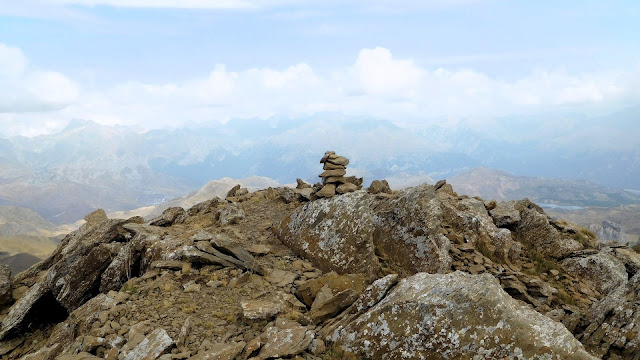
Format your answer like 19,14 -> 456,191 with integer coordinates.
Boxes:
320,274 -> 399,340
149,207 -> 185,227
278,185 -> 452,277
84,209 -> 108,226
319,169 -> 347,178
191,342 -> 245,360
499,199 -> 582,259
589,220 -> 628,242
308,288 -> 358,324
331,272 -> 596,360
21,343 -> 62,360
150,260 -> 186,270
265,269 -> 298,287
315,184 -> 336,198
490,201 -> 521,228
563,251 -> 628,296
322,162 -> 346,170
226,184 -> 241,199
326,155 -> 349,166
295,187 -> 314,201
214,204 -> 245,226
177,317 -> 191,348
257,319 -> 314,360
336,183 -> 359,194
367,180 -> 391,194
241,299 -> 283,320
296,178 -> 311,189
123,328 -> 174,360
320,151 -> 336,163
433,179 -> 447,190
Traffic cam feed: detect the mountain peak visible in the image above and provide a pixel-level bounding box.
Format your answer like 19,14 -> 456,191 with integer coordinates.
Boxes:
62,119 -> 96,132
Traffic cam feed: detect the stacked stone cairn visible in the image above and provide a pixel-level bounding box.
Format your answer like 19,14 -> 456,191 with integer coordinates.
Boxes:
314,151 -> 363,198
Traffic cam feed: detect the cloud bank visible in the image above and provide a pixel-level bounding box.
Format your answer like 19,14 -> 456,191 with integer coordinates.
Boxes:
0,43 -> 638,137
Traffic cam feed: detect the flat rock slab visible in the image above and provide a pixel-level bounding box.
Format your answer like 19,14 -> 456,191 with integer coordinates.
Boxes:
265,269 -> 298,287
332,271 -> 596,360
241,299 -> 283,320
257,320 -> 314,360
124,328 -> 174,360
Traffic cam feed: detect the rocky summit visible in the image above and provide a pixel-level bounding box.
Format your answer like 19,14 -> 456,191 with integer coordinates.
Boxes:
2,163 -> 640,359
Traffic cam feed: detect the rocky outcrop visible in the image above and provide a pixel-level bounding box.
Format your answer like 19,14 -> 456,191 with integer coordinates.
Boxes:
491,199 -> 592,259
589,220 -> 629,242
6,174 -> 640,360
278,183 -> 521,278
149,207 -> 185,227
225,184 -> 250,202
562,245 -> 640,358
330,272 -> 596,359
563,251 -> 627,295
367,179 -> 392,195
0,218 -> 136,340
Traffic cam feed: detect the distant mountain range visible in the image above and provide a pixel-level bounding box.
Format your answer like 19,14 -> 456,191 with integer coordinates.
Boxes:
0,108 -> 639,227
448,168 -> 640,208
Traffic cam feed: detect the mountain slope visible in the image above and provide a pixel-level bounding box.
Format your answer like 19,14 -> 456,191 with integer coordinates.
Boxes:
448,167 -> 640,207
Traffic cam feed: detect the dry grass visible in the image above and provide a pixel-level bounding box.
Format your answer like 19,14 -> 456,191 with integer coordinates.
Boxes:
528,249 -> 561,274
320,344 -> 364,360
571,227 -> 598,248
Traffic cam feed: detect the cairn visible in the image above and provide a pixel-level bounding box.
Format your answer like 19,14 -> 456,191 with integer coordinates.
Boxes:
315,151 -> 363,198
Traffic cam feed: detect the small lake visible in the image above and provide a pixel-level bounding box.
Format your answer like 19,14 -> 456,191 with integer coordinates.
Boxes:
539,203 -> 584,210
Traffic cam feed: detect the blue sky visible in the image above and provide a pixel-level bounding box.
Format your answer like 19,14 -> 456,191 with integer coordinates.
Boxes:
1,0 -> 639,136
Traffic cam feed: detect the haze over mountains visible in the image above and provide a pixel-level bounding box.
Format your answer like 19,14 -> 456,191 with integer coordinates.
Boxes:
1,106 -> 639,226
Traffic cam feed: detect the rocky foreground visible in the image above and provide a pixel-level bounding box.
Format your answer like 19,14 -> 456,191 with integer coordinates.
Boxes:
1,180 -> 639,359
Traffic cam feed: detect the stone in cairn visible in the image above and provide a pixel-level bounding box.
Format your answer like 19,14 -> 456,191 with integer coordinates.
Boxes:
316,151 -> 363,198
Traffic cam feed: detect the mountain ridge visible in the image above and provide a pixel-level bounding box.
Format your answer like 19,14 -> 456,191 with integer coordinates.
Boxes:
2,108 -> 640,226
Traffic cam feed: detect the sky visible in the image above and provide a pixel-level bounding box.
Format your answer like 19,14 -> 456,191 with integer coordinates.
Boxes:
1,0 -> 640,136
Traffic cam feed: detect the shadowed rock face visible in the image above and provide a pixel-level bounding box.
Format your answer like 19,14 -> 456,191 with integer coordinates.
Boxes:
331,272 -> 597,360
0,218 -> 134,340
0,265 -> 11,307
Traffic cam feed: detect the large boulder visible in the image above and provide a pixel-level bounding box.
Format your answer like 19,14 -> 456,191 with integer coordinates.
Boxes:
278,191 -> 380,276
330,271 -> 596,359
568,245 -> 640,357
0,218 -> 144,340
493,200 -> 583,259
562,251 -> 628,296
277,184 -> 521,278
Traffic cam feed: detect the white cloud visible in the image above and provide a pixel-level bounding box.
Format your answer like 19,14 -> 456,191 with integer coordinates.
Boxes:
1,44 -> 640,137
350,47 -> 424,97
0,43 -> 80,114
